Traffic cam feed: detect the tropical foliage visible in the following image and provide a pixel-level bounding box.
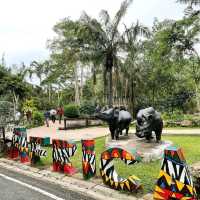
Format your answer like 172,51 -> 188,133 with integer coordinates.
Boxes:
64,104 -> 80,118
1,0 -> 200,118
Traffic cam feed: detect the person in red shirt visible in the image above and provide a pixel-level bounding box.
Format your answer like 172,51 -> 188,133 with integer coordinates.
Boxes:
57,106 -> 64,124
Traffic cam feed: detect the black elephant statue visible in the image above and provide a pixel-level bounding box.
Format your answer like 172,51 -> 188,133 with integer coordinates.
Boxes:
96,107 -> 132,140
135,107 -> 163,142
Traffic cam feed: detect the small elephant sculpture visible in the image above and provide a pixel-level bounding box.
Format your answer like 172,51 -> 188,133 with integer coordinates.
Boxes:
135,107 -> 163,142
96,107 -> 132,140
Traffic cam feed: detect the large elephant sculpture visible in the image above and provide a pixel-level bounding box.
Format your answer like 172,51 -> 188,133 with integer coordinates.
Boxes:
135,107 -> 163,142
96,107 -> 132,140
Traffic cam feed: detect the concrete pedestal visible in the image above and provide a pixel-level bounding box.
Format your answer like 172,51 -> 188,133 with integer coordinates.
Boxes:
106,134 -> 173,162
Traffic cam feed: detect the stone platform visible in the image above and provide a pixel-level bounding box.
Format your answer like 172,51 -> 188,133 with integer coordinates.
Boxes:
105,134 -> 173,162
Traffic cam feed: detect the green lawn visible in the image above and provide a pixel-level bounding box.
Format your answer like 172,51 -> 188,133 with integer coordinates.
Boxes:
37,135 -> 200,194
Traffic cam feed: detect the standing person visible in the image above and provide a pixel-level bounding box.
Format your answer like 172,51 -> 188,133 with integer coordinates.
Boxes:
15,111 -> 21,125
57,106 -> 64,124
44,110 -> 50,127
50,109 -> 57,123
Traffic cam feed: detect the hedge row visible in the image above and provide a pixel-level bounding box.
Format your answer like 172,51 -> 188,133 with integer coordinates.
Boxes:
64,102 -> 96,118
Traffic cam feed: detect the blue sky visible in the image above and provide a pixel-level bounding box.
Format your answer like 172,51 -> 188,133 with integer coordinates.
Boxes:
0,0 -> 186,66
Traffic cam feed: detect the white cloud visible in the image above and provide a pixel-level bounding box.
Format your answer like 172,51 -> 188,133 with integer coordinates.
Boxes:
0,0 -> 186,66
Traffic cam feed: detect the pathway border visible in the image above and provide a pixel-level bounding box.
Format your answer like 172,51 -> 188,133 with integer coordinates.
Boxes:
0,158 -> 152,200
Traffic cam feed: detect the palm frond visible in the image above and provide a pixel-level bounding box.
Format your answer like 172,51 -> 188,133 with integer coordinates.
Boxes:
177,0 -> 200,6
80,11 -> 108,46
132,21 -> 151,39
122,21 -> 151,50
183,4 -> 200,17
111,0 -> 133,42
99,9 -> 113,38
99,10 -> 111,27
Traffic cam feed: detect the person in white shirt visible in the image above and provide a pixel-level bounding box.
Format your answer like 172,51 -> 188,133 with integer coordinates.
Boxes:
50,109 -> 57,123
15,111 -> 21,125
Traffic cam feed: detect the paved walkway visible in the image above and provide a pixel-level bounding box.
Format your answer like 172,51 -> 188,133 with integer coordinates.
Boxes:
162,128 -> 200,135
26,121 -> 200,143
27,121 -> 109,142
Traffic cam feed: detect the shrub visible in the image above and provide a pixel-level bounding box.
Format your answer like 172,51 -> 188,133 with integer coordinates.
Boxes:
64,104 -> 80,118
162,110 -> 184,121
80,101 -> 96,116
163,109 -> 200,127
183,98 -> 198,114
32,111 -> 44,126
22,99 -> 37,113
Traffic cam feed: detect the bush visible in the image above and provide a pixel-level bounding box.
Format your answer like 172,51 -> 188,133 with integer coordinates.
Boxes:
64,104 -> 80,118
80,101 -> 96,116
163,109 -> 200,127
32,111 -> 44,126
192,119 -> 200,127
183,98 -> 198,114
22,99 -> 37,113
162,110 -> 184,121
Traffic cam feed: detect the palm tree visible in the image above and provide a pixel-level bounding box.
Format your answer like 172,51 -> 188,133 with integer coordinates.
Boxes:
177,0 -> 200,5
177,0 -> 200,17
29,60 -> 54,103
29,61 -> 46,85
78,0 -> 133,106
49,0 -> 133,106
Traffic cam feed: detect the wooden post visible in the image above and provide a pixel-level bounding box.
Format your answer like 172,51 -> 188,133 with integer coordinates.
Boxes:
64,118 -> 67,130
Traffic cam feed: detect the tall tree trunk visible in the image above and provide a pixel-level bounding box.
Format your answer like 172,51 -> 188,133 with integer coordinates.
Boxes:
48,85 -> 51,103
57,91 -> 62,106
92,65 -> 96,85
195,83 -> 200,111
92,66 -> 96,97
80,64 -> 84,101
105,52 -> 114,106
130,79 -> 135,116
108,67 -> 113,107
152,85 -> 155,107
103,68 -> 107,104
125,79 -> 128,106
75,63 -> 80,105
12,90 -> 18,115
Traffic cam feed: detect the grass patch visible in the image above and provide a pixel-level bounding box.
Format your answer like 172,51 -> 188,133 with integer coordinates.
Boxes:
36,137 -> 106,171
163,135 -> 200,164
36,135 -> 200,194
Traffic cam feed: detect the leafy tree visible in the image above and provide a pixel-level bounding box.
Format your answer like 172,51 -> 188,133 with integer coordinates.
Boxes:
120,22 -> 150,113
0,65 -> 29,111
139,19 -> 193,112
48,0 -> 133,106
29,61 -> 46,85
154,14 -> 200,110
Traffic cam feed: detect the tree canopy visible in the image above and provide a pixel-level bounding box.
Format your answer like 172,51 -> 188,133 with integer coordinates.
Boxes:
1,0 -> 200,116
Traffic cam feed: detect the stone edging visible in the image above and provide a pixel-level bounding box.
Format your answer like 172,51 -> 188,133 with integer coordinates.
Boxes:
0,158 -> 153,200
